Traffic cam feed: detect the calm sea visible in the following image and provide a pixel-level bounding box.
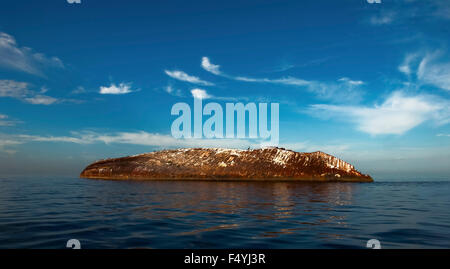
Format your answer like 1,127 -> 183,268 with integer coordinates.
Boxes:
0,177 -> 449,249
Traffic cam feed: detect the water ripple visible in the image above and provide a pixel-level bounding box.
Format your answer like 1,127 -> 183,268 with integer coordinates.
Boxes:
0,177 -> 449,248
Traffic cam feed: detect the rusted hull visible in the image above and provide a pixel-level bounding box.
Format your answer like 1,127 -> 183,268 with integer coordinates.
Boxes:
80,148 -> 373,183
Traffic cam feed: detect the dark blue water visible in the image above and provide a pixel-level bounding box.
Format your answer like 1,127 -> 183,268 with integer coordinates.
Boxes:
0,177 -> 449,249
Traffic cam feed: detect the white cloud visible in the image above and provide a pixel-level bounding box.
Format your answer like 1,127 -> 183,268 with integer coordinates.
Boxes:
0,80 -> 29,98
417,53 -> 450,91
0,80 -> 60,105
165,70 -> 214,86
437,133 -> 450,137
310,91 -> 450,135
338,77 -> 364,86
191,88 -> 211,99
201,57 -> 221,75
0,32 -> 64,76
190,87 -> 238,102
24,95 -> 58,105
99,83 -> 134,95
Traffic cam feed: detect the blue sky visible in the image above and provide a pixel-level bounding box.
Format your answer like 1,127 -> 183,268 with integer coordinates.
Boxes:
0,0 -> 449,179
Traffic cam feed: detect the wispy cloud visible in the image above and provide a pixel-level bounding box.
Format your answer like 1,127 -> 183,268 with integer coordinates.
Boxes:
200,57 -> 363,102
4,130 -> 352,157
307,78 -> 365,103
13,131 -> 263,150
433,0 -> 450,20
71,86 -> 86,95
0,80 -> 28,99
369,12 -> 395,25
24,95 -> 58,105
202,57 -> 312,86
271,62 -> 295,72
417,52 -> 450,91
99,82 -> 135,95
437,133 -> 450,137
235,76 -> 311,86
0,114 -> 16,126
367,1 -> 450,27
398,53 -> 419,75
164,84 -> 183,97
277,141 -> 350,155
0,80 -> 59,105
338,77 -> 364,86
0,32 -> 64,76
165,70 -> 214,86
0,133 -> 22,153
398,51 -> 450,91
201,57 -> 222,75
18,134 -> 88,144
269,57 -> 335,73
310,91 -> 450,135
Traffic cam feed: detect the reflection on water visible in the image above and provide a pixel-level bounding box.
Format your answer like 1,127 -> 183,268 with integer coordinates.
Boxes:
0,177 -> 449,249
96,181 -> 356,237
